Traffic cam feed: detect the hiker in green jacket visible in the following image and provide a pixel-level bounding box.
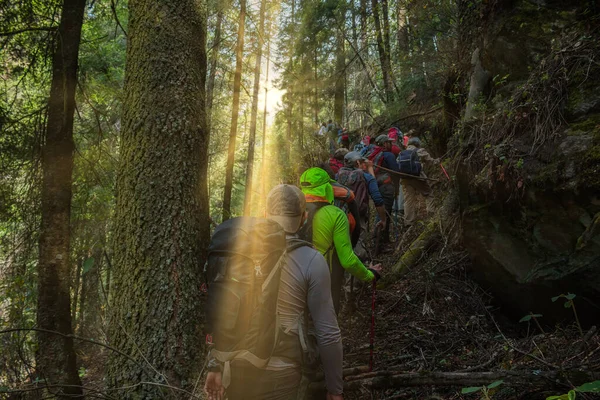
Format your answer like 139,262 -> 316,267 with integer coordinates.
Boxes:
299,167 -> 382,312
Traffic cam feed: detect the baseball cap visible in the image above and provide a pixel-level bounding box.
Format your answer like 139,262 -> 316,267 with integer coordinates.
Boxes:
375,134 -> 393,145
266,184 -> 306,233
344,151 -> 366,167
299,167 -> 334,204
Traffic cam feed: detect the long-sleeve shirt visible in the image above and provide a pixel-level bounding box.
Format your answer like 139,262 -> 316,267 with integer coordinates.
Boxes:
312,205 -> 374,282
275,236 -> 343,394
381,150 -> 400,172
363,172 -> 384,206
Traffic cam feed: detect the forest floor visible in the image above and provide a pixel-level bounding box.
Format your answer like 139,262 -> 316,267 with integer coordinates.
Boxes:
335,220 -> 600,400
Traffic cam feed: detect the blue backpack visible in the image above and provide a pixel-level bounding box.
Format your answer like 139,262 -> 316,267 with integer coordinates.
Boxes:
398,149 -> 422,176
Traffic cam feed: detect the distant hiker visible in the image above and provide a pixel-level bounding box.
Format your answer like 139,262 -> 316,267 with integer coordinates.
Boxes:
403,129 -> 415,148
340,134 -> 350,149
359,135 -> 376,157
388,128 -> 404,222
337,151 -> 388,260
387,127 -> 402,156
299,167 -> 382,312
399,137 -> 439,227
318,121 -> 327,136
204,184 -> 344,400
329,148 -> 348,175
367,134 -> 400,249
327,120 -> 337,154
353,135 -> 370,153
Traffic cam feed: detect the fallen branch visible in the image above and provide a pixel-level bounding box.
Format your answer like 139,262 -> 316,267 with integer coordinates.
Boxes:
377,165 -> 440,182
309,369 -> 599,393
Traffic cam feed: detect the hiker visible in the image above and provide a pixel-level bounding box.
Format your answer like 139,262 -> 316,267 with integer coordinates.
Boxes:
387,127 -> 402,156
367,134 -> 400,249
326,119 -> 337,154
299,167 -> 382,312
399,137 -> 439,227
329,148 -> 348,175
318,121 -> 327,136
337,151 -> 387,260
204,184 -> 344,400
340,134 -> 350,149
359,136 -> 375,157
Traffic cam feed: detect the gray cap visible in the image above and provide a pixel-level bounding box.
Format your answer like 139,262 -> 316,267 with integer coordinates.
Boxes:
344,151 -> 365,167
375,134 -> 393,145
407,137 -> 421,147
266,184 -> 305,233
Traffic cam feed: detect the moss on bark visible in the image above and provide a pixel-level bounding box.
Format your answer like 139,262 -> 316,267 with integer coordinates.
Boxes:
106,0 -> 209,397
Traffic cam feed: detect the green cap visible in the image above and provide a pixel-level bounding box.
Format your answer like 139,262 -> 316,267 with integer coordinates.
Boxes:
299,167 -> 334,204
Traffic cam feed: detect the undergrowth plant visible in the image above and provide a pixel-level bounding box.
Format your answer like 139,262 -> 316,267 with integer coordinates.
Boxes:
519,312 -> 545,335
546,380 -> 600,400
551,293 -> 583,337
461,380 -> 503,399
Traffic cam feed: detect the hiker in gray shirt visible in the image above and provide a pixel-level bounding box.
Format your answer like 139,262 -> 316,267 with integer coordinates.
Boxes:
204,184 -> 344,400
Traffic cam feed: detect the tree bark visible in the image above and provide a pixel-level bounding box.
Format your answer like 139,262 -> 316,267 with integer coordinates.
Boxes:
36,0 -> 86,397
261,20 -> 271,205
371,0 -> 394,104
222,0 -> 246,221
333,7 -> 346,125
107,0 -> 209,396
243,0 -> 267,215
206,9 -> 223,134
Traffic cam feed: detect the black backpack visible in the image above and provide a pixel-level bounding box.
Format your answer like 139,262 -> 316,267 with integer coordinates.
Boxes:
205,217 -> 309,386
337,168 -> 369,217
398,149 -> 422,176
298,202 -> 330,243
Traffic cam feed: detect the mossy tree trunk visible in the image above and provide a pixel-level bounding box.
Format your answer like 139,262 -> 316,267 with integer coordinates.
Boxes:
107,0 -> 209,397
36,0 -> 86,396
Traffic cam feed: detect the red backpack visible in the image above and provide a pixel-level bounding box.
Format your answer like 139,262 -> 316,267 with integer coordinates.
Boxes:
365,146 -> 385,175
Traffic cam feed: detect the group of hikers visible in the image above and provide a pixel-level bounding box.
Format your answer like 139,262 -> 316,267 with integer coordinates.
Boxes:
203,125 -> 442,400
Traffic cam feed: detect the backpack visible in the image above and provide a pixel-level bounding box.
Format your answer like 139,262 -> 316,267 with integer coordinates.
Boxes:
205,217 -> 310,386
298,202 -> 330,244
365,146 -> 385,175
337,168 -> 369,217
398,149 -> 422,176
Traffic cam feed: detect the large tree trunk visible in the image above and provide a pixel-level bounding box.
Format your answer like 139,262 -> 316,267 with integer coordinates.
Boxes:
36,0 -> 86,397
106,0 -> 209,396
243,0 -> 267,215
372,0 -> 394,104
222,0 -> 246,221
206,9 -> 223,134
333,7 -> 346,125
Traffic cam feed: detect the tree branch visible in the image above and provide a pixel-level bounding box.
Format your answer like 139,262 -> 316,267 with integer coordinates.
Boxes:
0,26 -> 56,37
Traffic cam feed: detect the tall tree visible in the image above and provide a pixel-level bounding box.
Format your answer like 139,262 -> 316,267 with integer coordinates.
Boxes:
107,0 -> 209,396
243,0 -> 268,215
36,0 -> 86,396
222,0 -> 247,221
372,0 -> 394,103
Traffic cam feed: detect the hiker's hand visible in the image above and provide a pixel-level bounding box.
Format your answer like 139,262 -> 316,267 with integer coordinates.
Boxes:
204,372 -> 225,400
365,159 -> 373,168
368,262 -> 383,281
327,393 -> 344,400
375,219 -> 386,230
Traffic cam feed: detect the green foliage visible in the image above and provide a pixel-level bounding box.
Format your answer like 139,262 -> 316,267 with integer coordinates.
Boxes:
546,381 -> 600,400
461,380 -> 504,398
519,313 -> 542,322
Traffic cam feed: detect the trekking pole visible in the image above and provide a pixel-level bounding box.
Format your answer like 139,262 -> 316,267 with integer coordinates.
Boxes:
369,279 -> 377,372
440,163 -> 451,181
377,165 -> 440,182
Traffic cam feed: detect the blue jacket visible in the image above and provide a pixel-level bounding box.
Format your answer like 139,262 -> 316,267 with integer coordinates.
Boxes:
363,172 -> 385,206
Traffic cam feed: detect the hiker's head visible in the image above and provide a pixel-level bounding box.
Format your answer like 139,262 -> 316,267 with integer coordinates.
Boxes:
340,135 -> 350,149
328,119 -> 332,124
344,151 -> 365,168
407,137 -> 421,148
333,148 -> 349,161
299,167 -> 334,204
362,136 -> 371,146
266,184 -> 307,234
407,129 -> 416,137
376,134 -> 393,150
388,127 -> 400,142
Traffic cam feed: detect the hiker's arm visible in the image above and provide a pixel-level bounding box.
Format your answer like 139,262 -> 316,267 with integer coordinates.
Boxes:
332,210 -> 374,282
307,253 -> 344,395
364,173 -> 384,207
